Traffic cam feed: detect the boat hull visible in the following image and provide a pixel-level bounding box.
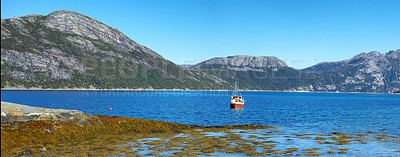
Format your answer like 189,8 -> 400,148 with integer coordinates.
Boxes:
230,103 -> 244,108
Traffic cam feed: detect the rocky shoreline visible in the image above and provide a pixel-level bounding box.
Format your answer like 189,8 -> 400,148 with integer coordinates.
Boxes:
1,101 -> 197,156
1,101 -> 97,124
1,87 -> 388,94
1,101 -> 399,156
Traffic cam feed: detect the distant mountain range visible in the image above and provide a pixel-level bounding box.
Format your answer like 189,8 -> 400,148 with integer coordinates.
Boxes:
300,50 -> 400,93
1,10 -> 399,93
191,50 -> 400,93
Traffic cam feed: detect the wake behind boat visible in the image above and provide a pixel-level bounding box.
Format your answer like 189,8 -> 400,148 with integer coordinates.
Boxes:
230,80 -> 245,108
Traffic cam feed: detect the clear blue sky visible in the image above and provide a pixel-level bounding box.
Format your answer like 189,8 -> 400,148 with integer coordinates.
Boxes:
2,0 -> 399,69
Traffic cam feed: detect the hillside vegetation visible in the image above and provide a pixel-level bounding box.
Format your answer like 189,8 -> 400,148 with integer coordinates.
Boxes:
1,10 -> 229,90
2,10 -> 400,93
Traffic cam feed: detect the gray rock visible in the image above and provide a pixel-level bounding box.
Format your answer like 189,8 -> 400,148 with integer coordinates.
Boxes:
1,9 -> 230,90
301,50 -> 400,93
191,55 -> 288,71
43,10 -> 161,58
1,10 -> 164,82
2,9 -> 398,93
1,101 -> 98,123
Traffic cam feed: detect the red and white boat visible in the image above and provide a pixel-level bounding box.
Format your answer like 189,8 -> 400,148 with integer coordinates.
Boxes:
230,80 -> 245,108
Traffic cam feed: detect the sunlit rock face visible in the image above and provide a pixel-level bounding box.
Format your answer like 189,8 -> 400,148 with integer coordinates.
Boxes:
1,10 -> 230,89
1,101 -> 97,123
191,55 -> 288,71
301,50 -> 400,93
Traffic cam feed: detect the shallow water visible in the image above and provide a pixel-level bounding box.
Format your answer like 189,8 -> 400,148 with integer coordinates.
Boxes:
2,90 -> 400,156
122,128 -> 400,156
2,91 -> 399,135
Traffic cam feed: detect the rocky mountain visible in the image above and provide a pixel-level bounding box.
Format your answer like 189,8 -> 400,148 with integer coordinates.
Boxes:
190,55 -> 299,91
191,55 -> 308,91
301,50 -> 400,93
190,50 -> 400,93
191,55 -> 288,71
302,50 -> 400,73
301,60 -> 350,72
1,10 -> 229,89
179,64 -> 194,68
2,10 -> 398,93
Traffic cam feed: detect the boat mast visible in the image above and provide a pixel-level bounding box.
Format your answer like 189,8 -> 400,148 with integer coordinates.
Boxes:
234,79 -> 237,96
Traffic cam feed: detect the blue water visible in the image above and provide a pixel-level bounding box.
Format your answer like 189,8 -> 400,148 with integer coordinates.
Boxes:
1,91 -> 400,136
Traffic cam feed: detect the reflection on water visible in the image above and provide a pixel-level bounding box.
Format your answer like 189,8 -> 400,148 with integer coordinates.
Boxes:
230,107 -> 244,117
231,107 -> 244,111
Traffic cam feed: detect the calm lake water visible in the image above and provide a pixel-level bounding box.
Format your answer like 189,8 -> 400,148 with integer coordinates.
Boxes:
2,90 -> 399,136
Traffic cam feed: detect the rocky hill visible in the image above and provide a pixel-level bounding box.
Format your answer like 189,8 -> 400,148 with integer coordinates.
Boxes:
1,10 -> 399,93
301,50 -> 400,93
190,55 -> 307,91
302,50 -> 400,73
191,50 -> 400,93
191,55 -> 309,90
191,55 -> 288,71
1,10 -> 229,89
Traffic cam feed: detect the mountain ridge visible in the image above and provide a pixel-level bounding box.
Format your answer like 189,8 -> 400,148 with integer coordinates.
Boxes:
302,50 -> 400,73
191,55 -> 288,71
1,10 -> 399,93
1,10 -> 230,90
191,50 -> 400,93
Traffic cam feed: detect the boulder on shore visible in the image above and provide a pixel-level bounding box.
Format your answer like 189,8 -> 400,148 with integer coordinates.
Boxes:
1,101 -> 97,123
